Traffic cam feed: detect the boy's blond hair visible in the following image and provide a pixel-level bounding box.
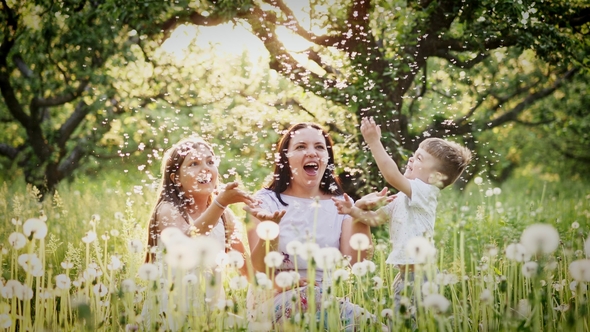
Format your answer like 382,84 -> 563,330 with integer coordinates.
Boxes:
419,138 -> 472,188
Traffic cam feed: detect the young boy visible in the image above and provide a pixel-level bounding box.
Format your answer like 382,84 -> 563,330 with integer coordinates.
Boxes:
333,116 -> 472,311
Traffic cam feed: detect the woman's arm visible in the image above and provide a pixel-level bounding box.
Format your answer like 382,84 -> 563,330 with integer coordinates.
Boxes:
339,216 -> 372,265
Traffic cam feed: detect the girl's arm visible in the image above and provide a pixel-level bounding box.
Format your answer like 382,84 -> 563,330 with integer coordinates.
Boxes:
339,216 -> 372,265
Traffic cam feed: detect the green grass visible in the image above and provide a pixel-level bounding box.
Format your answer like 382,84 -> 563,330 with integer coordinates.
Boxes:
0,172 -> 589,331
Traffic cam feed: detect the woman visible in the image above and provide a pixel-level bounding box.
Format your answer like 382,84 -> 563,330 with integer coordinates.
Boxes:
143,136 -> 257,329
245,123 -> 378,330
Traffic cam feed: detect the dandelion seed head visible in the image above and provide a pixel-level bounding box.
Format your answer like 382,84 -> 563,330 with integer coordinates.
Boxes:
138,263 -> 159,281
474,177 -> 483,185
286,240 -> 303,256
313,247 -> 342,271
479,289 -> 493,304
520,223 -> 560,255
229,275 -> 249,290
264,251 -> 284,269
521,261 -> 539,278
349,233 -> 370,251
8,232 -> 26,250
505,243 -> 531,262
298,242 -> 320,261
569,259 -> 590,282
127,239 -> 143,254
516,299 -> 531,318
82,231 -> 97,244
121,279 -> 136,293
93,283 -> 108,297
182,273 -> 198,285
23,218 -> 48,239
421,281 -> 439,296
405,236 -> 436,264
256,221 -> 280,240
275,271 -> 294,288
351,262 -> 367,276
333,269 -> 349,283
423,293 -> 450,313
55,274 -> 71,290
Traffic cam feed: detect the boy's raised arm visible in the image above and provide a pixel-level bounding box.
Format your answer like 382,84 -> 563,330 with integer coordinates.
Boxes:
360,117 -> 412,198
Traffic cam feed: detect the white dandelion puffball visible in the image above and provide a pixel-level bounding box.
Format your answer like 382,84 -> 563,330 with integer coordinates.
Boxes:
121,279 -> 136,293
160,227 -> 186,247
182,273 -> 198,286
421,281 -> 439,296
363,260 -> 376,273
264,251 -> 284,269
349,233 -> 370,251
8,232 -> 27,250
23,218 -> 48,239
286,240 -> 303,256
229,275 -> 249,291
351,262 -> 368,277
82,231 -> 97,244
584,235 -> 590,257
55,274 -> 71,290
299,242 -> 320,261
493,187 -> 502,195
256,221 -> 280,241
333,269 -> 349,282
423,293 -> 450,313
313,247 -> 342,271
381,309 -> 394,319
93,283 -> 108,297
569,259 -> 590,282
189,236 -> 223,269
128,239 -> 144,253
0,313 -> 12,329
372,276 -> 384,289
290,271 -> 301,284
275,271 -> 294,289
516,299 -> 531,317
520,223 -> 560,255
405,236 -> 436,264
521,261 -> 539,278
138,263 -> 159,281
480,289 -> 493,304
505,243 -> 531,262
226,250 -> 245,269
474,177 -> 483,185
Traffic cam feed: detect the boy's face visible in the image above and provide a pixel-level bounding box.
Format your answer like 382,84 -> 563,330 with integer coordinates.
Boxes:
404,148 -> 440,184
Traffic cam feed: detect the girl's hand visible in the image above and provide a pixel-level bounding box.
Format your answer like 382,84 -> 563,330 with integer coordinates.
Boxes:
216,182 -> 259,208
243,205 -> 286,223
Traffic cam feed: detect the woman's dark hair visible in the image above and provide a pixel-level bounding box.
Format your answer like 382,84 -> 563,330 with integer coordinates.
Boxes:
266,122 -> 343,206
146,137 -> 220,261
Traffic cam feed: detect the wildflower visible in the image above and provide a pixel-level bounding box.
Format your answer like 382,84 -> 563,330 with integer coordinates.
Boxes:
138,263 -> 159,281
421,281 -> 439,296
264,251 -> 284,269
82,231 -> 97,244
405,236 -> 436,264
480,289 -> 493,304
93,283 -> 108,297
349,233 -> 370,251
256,221 -> 280,240
520,224 -> 560,255
275,271 -> 294,289
8,232 -> 26,250
505,243 -> 531,262
333,269 -> 350,283
314,247 -> 342,271
55,274 -> 71,290
121,279 -> 136,293
351,262 -> 367,277
522,261 -> 539,278
229,276 -> 249,291
286,240 -> 303,256
23,218 -> 48,239
569,259 -> 590,282
423,293 -> 450,313
128,239 -> 143,254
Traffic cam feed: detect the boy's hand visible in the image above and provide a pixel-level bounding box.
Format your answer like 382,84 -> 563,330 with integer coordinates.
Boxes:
243,205 -> 286,224
331,194 -> 354,215
355,187 -> 395,211
360,117 -> 382,145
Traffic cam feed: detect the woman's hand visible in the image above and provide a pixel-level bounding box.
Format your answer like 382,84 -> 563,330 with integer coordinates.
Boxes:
243,205 -> 286,223
216,181 -> 259,208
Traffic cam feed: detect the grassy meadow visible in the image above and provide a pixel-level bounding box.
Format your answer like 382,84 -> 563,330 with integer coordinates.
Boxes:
1,170 -> 589,331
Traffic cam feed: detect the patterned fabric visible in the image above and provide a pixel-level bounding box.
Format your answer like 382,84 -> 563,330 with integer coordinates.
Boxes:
383,179 -> 440,265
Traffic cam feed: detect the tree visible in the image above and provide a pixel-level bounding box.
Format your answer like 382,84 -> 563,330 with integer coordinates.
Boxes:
161,0 -> 589,193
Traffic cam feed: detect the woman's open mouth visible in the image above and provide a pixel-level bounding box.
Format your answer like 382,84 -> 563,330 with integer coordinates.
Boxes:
303,162 -> 319,176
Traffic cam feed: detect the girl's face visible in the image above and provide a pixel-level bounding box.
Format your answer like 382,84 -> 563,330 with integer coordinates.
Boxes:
172,144 -> 219,199
285,127 -> 330,192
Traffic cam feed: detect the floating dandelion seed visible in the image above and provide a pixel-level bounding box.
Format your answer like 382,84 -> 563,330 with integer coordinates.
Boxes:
138,263 -> 159,281
520,223 -> 560,255
349,233 -> 370,251
229,275 -> 249,291
405,236 -> 436,264
275,271 -> 294,288
55,274 -> 71,290
23,218 -> 48,239
423,294 -> 450,313
521,261 -> 539,278
256,221 -> 280,240
505,243 -> 531,262
569,259 -> 590,282
264,251 -> 284,269
8,232 -> 26,250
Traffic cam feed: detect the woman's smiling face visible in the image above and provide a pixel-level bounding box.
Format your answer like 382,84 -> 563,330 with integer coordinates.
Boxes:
173,144 -> 219,198
285,127 -> 330,192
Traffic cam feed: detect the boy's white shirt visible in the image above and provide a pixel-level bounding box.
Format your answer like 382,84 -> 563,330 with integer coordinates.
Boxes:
381,178 -> 440,266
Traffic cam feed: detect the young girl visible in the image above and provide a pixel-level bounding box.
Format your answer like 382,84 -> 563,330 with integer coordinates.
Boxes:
143,136 -> 257,329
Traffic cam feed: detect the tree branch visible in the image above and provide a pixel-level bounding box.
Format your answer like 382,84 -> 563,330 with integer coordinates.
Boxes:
57,100 -> 91,147
31,80 -> 89,109
435,49 -> 489,69
0,142 -> 20,159
12,53 -> 35,79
